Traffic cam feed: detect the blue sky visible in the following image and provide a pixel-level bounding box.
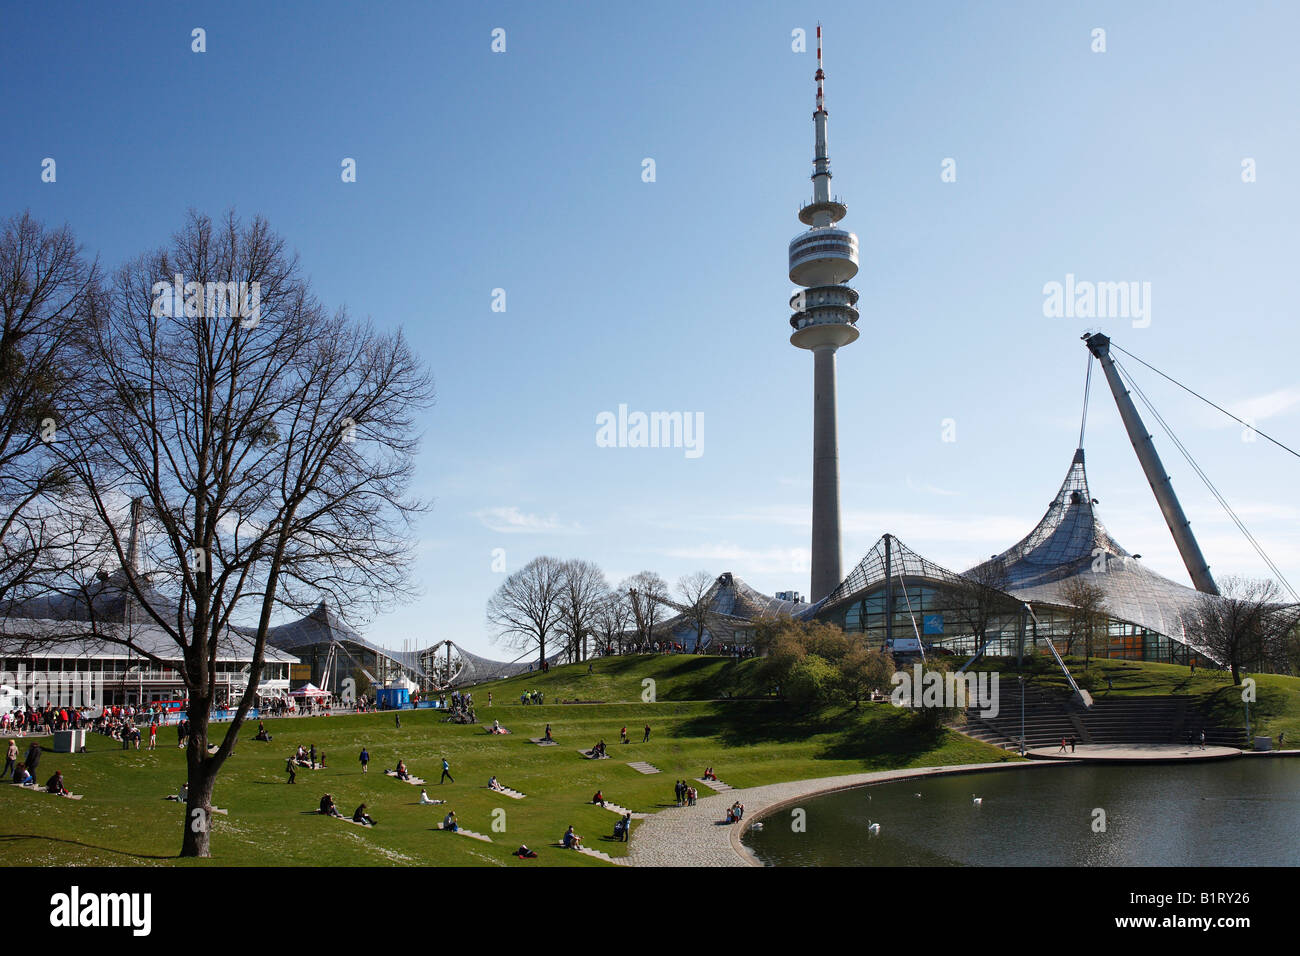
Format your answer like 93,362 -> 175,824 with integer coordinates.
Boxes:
4,1 -> 1298,657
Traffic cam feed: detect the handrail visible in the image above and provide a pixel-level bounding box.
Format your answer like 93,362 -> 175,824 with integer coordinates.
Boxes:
1023,603 -> 1090,707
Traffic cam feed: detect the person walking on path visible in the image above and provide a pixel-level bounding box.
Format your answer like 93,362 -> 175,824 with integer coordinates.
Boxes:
1199,730 -> 1206,750
439,757 -> 454,784
1057,737 -> 1068,754
1069,736 -> 1076,753
642,724 -> 651,743
359,746 -> 369,773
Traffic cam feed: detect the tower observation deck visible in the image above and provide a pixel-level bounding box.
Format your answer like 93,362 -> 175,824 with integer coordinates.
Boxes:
790,25 -> 859,602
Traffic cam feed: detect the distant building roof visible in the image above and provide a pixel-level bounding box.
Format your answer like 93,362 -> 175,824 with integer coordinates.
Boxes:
265,601 -> 426,676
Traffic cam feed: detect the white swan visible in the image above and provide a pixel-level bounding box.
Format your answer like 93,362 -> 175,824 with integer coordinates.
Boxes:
971,794 -> 983,804
867,820 -> 881,834
750,822 -> 764,831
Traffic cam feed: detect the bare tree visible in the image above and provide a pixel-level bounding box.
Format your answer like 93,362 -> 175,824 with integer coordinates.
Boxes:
1058,577 -> 1109,667
676,570 -> 715,650
1180,575 -> 1300,685
593,587 -> 634,655
487,555 -> 565,667
938,558 -> 1018,660
623,570 -> 669,649
0,212 -> 101,615
57,210 -> 431,857
555,558 -> 609,662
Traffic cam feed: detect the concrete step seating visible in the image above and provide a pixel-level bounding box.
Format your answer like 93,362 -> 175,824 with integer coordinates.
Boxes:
627,761 -> 661,774
437,822 -> 492,842
595,800 -> 647,820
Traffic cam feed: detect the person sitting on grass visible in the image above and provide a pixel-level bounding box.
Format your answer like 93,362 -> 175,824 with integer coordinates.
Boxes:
45,770 -> 69,796
12,762 -> 32,786
394,759 -> 410,781
488,776 -> 503,792
419,788 -> 445,805
353,803 -> 376,826
514,844 -> 538,859
562,825 -> 583,849
175,782 -> 189,803
443,810 -> 459,832
543,723 -> 553,742
613,813 -> 631,842
319,793 -> 342,818
592,789 -> 606,807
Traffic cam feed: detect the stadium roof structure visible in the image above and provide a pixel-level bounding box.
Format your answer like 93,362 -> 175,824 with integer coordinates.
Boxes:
266,601 -> 426,678
0,569 -> 298,663
972,447 -> 1204,641
819,534 -> 968,611
0,613 -> 299,664
654,572 -> 810,637
426,639 -> 566,688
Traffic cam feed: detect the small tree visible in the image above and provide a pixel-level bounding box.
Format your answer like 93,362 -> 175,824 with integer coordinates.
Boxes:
938,558 -> 1018,660
487,555 -> 565,667
675,570 -> 715,650
593,588 -> 633,655
840,641 -> 895,706
624,570 -> 669,648
1181,576 -> 1299,685
554,558 -> 609,662
1059,577 -> 1109,668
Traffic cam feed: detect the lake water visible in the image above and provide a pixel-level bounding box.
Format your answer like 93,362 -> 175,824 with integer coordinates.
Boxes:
742,759 -> 1300,866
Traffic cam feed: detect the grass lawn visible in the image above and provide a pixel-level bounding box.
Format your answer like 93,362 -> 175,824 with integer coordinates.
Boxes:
0,655 -> 1012,866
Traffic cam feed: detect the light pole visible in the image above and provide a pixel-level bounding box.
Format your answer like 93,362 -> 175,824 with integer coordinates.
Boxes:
1019,674 -> 1026,756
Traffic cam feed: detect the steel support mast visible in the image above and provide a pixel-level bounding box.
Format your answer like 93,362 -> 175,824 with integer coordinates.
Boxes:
1084,332 -> 1219,594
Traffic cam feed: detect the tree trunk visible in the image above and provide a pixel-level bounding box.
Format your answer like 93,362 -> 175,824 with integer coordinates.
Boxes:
179,697 -> 217,857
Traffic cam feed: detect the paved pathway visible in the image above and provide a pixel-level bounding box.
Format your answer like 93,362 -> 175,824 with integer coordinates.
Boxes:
628,760 -> 1052,868
1025,743 -> 1240,762
628,761 -> 661,774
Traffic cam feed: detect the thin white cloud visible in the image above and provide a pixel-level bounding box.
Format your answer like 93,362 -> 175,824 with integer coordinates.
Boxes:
472,506 -> 580,535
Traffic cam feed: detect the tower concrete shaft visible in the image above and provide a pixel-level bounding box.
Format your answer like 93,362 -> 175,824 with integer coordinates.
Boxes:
811,346 -> 843,601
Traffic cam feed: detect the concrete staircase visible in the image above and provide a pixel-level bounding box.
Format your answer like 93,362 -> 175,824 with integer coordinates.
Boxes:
963,683 -> 1083,750
963,680 -> 1248,750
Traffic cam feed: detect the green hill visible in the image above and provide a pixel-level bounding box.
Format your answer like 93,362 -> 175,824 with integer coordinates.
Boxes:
464,653 -> 768,703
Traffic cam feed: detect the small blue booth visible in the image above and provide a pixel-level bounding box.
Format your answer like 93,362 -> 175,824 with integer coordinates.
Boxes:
376,687 -> 410,710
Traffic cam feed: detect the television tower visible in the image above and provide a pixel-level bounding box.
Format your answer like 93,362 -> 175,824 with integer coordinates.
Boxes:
788,24 -> 860,602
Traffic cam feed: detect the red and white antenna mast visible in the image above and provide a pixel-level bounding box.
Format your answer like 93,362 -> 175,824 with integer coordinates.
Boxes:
815,23 -> 826,113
